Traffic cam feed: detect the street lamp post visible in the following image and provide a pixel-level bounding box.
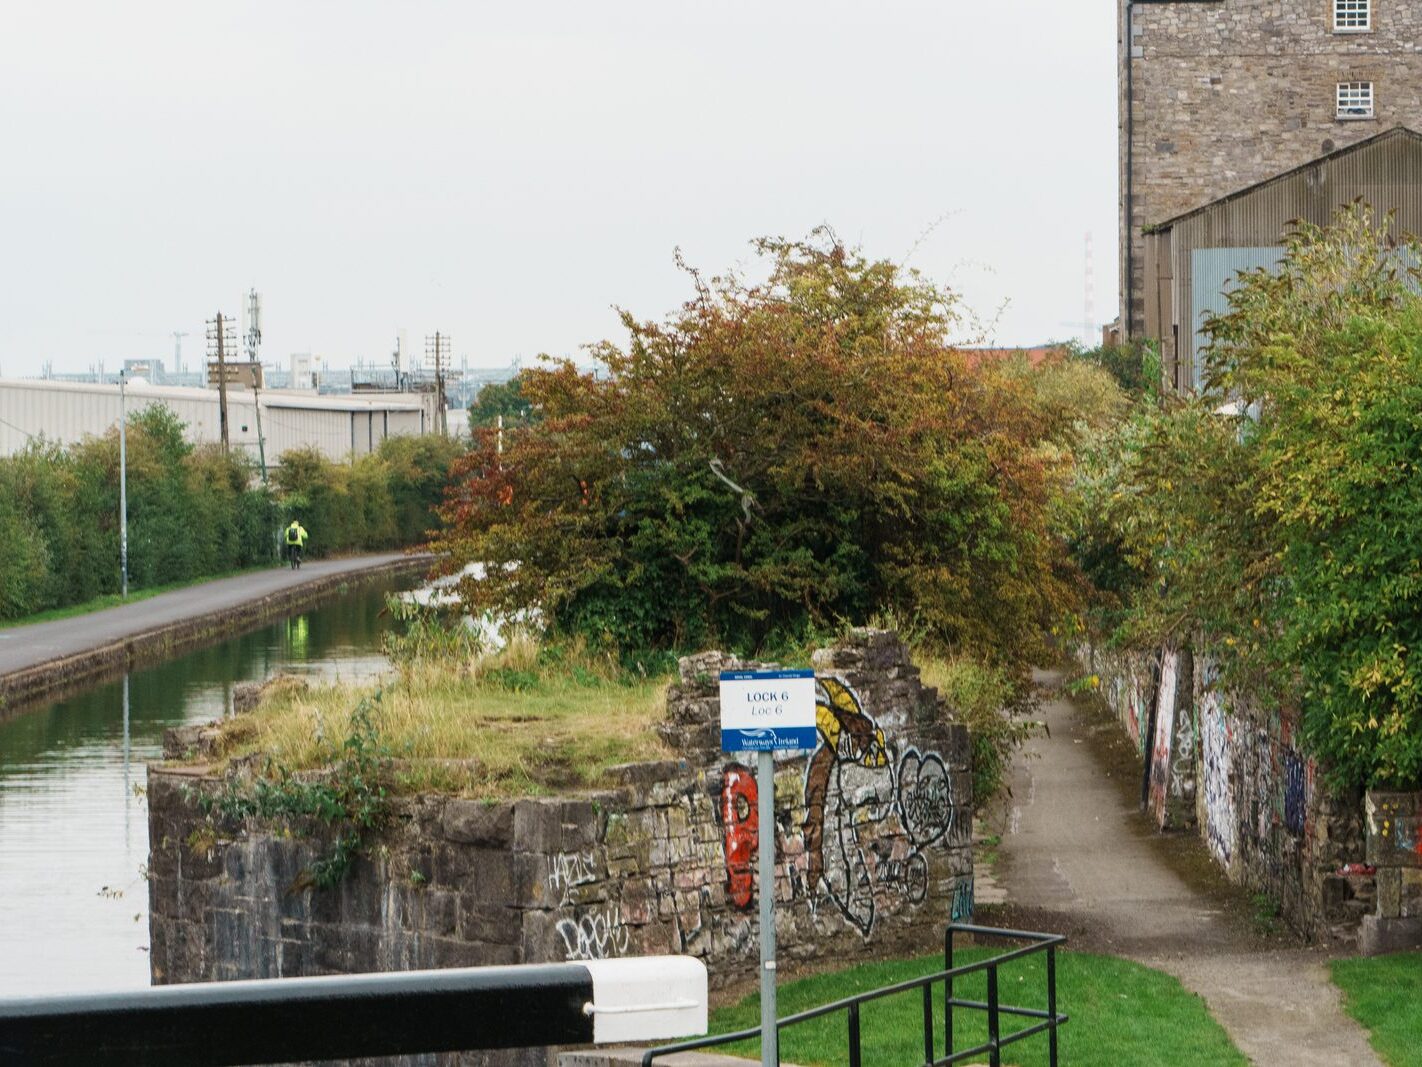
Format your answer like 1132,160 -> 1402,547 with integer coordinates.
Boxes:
119,370 -> 128,598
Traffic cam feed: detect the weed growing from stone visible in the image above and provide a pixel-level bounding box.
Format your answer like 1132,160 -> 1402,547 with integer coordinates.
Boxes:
1249,891 -> 1282,937
197,693 -> 392,889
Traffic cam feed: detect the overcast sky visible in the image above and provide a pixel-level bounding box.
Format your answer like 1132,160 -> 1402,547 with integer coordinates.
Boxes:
1,2 -> 1119,377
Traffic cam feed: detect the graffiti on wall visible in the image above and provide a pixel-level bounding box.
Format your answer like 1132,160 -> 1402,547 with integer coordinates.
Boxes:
713,676 -> 962,941
1101,649 -> 1152,753
951,877 -> 974,922
1170,692 -> 1196,817
1281,749 -> 1306,837
804,677 -> 890,937
869,840 -> 929,903
720,763 -> 759,909
1199,682 -> 1236,866
897,748 -> 954,847
1148,650 -> 1178,825
547,850 -> 598,906
556,907 -> 631,961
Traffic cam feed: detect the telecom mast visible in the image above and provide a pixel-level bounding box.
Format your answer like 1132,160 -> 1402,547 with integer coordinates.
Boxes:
1084,231 -> 1096,349
244,289 -> 262,362
172,331 -> 189,376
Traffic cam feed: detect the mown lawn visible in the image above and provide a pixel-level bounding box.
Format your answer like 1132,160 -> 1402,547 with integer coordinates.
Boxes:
1332,952 -> 1422,1067
706,948 -> 1246,1067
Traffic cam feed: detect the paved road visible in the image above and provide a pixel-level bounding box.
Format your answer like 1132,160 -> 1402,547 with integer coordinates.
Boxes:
0,553 -> 423,680
993,668 -> 1382,1067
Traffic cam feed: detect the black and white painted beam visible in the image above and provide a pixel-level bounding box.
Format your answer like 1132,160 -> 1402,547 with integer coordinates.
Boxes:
0,957 -> 708,1066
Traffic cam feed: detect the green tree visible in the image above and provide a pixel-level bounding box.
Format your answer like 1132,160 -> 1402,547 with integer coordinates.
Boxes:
1079,203 -> 1422,788
435,231 -> 1081,665
467,375 -> 534,432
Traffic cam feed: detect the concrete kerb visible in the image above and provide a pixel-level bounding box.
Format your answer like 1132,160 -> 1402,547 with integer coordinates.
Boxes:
559,1051 -> 805,1067
0,554 -> 431,713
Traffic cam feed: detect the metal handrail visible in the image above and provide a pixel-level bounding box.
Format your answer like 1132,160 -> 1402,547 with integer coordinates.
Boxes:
640,923 -> 1069,1067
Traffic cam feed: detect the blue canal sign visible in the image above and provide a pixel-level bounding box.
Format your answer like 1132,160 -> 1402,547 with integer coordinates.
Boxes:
718,669 -> 817,752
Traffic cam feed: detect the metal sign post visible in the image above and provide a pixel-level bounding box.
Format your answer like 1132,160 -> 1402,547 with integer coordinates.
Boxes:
756,747 -> 776,1066
719,668 -> 816,1067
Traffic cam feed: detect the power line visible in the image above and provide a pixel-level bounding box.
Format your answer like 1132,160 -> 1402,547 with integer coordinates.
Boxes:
0,415 -> 38,441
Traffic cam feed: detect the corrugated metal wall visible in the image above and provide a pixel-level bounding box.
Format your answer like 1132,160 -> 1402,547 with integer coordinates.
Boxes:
0,381 -> 433,463
1159,129 -> 1422,388
1188,247 -> 1286,391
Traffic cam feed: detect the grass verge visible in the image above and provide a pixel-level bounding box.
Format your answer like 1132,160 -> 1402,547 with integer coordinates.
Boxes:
706,948 -> 1246,1067
210,633 -> 673,797
1331,952 -> 1422,1067
0,563 -> 280,629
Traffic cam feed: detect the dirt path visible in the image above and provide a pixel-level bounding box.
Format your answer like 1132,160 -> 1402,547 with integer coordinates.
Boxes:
985,668 -> 1381,1066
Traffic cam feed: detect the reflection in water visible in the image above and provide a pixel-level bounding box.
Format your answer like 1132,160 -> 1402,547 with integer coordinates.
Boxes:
0,575 -> 411,996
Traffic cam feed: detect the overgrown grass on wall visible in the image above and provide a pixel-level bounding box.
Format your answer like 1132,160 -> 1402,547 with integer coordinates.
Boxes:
0,405 -> 463,622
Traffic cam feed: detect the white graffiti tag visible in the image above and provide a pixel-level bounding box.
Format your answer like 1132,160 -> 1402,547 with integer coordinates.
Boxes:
555,908 -> 630,961
547,851 -> 598,905
1200,686 -> 1236,866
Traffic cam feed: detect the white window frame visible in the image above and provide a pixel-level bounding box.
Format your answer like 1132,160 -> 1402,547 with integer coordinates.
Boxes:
1333,0 -> 1371,32
1337,81 -> 1375,119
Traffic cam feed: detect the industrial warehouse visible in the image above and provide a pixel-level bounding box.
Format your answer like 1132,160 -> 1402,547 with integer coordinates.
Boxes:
0,377 -> 446,464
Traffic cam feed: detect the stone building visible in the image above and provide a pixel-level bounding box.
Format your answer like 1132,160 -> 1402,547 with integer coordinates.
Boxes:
1142,127 -> 1422,390
1118,0 -> 1422,345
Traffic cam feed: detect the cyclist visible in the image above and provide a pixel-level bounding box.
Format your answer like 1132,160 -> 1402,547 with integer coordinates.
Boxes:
283,519 -> 309,569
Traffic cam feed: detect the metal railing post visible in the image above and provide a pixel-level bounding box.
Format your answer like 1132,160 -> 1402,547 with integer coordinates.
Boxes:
848,1002 -> 862,1067
922,983 -> 934,1066
1048,944 -> 1059,1067
944,925 -> 955,1058
987,964 -> 1001,1067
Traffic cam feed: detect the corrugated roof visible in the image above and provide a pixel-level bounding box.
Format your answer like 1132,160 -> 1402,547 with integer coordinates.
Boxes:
0,378 -> 425,412
1151,126 -> 1422,230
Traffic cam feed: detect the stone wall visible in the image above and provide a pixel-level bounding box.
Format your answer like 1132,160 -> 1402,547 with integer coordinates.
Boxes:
1119,0 -> 1422,335
1086,641 -> 1372,942
1082,643 -> 1156,756
1361,790 -> 1422,954
147,630 -> 972,1065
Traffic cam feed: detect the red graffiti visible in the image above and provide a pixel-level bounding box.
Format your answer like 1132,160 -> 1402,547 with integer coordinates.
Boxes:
721,764 -> 758,910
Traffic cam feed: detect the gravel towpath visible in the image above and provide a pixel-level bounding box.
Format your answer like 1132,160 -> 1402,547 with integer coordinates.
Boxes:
986,668 -> 1381,1066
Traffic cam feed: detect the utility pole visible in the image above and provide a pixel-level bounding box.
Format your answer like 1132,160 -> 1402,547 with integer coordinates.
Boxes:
207,312 -> 236,451
243,290 -> 268,482
119,370 -> 129,598
425,332 -> 449,436
252,380 -> 269,485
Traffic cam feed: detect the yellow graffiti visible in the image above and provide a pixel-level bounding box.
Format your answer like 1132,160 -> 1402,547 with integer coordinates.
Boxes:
816,678 -> 888,768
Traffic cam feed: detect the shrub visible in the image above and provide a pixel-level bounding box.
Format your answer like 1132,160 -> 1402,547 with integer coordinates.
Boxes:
0,403 -> 460,621
435,232 -> 1081,668
921,656 -> 1040,807
1075,203 -> 1422,789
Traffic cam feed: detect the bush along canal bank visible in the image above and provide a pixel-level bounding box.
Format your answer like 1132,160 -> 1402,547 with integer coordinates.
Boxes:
0,553 -> 432,715
147,631 -> 976,1066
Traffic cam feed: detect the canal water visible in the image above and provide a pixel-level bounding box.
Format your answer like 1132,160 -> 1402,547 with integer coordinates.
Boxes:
0,574 -> 414,997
